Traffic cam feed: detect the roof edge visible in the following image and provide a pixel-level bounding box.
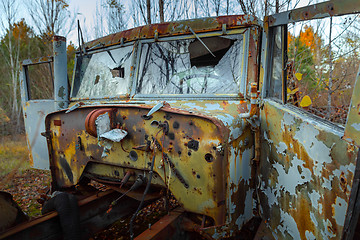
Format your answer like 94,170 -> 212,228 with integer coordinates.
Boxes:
84,15 -> 261,51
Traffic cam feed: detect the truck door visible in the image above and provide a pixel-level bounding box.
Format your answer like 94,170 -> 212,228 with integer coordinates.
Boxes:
20,57 -> 56,170
258,2 -> 360,239
20,36 -> 69,170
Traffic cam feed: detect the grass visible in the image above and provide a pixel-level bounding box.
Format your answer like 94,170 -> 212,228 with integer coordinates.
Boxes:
0,135 -> 51,219
0,135 -> 31,178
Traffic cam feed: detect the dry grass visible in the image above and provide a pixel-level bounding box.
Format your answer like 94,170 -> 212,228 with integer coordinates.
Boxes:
0,134 -> 51,218
0,135 -> 31,178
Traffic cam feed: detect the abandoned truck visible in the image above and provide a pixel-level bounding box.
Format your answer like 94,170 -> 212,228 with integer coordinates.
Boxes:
2,0 -> 360,239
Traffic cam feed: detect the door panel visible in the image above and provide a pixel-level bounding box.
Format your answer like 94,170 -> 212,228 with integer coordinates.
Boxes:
22,100 -> 55,169
259,100 -> 358,239
20,59 -> 55,170
344,66 -> 360,147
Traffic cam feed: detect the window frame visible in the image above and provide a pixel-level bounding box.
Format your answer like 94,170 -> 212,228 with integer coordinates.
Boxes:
264,24 -> 287,103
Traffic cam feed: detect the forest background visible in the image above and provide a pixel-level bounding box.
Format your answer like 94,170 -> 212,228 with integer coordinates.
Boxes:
0,0 -> 359,136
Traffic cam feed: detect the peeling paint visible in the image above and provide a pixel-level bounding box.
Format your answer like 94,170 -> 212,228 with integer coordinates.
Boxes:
273,155 -> 311,195
293,123 -> 332,175
17,5 -> 360,239
259,99 -> 358,240
279,209 -> 301,239
204,103 -> 222,111
332,197 -> 347,227
351,123 -> 360,131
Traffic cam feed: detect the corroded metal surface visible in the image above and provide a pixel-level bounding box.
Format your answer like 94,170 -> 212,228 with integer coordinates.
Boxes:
0,190 -> 139,240
259,100 -> 358,239
20,100 -> 55,169
19,36 -> 69,169
15,1 -> 360,239
344,66 -> 360,147
45,100 -> 254,228
134,208 -> 184,240
53,36 -> 69,110
21,56 -> 53,66
268,0 -> 360,27
85,15 -> 261,51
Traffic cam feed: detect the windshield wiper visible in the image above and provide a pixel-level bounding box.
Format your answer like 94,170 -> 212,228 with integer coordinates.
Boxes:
188,26 -> 216,58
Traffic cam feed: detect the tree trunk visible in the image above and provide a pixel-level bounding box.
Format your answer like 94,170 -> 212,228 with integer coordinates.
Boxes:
194,0 -> 198,18
264,0 -> 268,16
159,0 -> 164,22
146,0 -> 151,24
226,0 -> 229,15
238,0 -> 248,14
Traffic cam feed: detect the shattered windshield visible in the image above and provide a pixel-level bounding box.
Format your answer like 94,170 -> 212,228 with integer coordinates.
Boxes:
72,45 -> 134,98
136,34 -> 246,95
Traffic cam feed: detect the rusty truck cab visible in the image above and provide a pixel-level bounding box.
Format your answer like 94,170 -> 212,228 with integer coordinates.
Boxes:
43,15 -> 262,238
16,1 -> 360,239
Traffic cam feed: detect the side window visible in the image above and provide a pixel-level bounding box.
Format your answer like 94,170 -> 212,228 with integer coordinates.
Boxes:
268,26 -> 285,100
26,63 -> 54,100
287,15 -> 359,125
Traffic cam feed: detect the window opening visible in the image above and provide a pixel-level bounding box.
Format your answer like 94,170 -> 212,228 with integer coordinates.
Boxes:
27,63 -> 54,100
189,37 -> 234,67
268,26 -> 284,100
287,14 -> 360,125
111,66 -> 125,78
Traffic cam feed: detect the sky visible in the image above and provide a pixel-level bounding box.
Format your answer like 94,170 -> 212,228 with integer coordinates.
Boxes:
9,0 -> 318,45
67,0 -> 315,44
68,0 -> 103,44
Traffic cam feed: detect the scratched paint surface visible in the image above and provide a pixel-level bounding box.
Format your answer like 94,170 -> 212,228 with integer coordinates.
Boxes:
21,100 -> 55,170
344,67 -> 360,147
259,100 -> 358,239
44,14 -> 263,238
46,99 -> 255,234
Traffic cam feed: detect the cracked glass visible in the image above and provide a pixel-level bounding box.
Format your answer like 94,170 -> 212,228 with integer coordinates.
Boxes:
137,34 -> 246,95
72,45 -> 134,98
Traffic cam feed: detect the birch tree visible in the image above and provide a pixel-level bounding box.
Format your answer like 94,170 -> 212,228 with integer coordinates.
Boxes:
27,0 -> 74,47
106,0 -> 127,33
0,0 -> 21,131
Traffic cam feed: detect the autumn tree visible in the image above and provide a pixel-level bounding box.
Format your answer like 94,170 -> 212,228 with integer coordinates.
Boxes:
27,0 -> 74,50
287,24 -> 324,108
94,0 -> 127,37
67,42 -> 76,82
0,17 -> 48,133
287,15 -> 360,123
288,25 -> 322,87
0,0 -> 22,133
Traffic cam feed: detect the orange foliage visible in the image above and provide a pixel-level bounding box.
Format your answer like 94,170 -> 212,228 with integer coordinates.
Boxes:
67,43 -> 76,53
288,32 -> 294,46
299,26 -> 321,52
12,19 -> 33,41
56,0 -> 69,8
288,25 -> 322,54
